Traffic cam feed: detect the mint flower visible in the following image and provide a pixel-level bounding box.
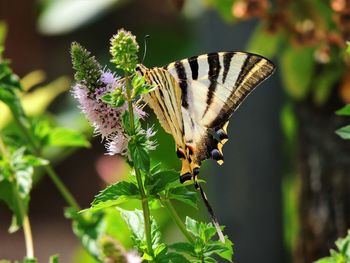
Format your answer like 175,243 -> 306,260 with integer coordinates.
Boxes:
71,41 -> 156,158
72,71 -> 126,139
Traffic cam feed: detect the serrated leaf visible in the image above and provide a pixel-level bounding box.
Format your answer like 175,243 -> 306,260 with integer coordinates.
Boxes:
118,208 -> 147,244
168,187 -> 197,208
185,217 -> 201,237
128,138 -> 150,172
146,170 -> 179,195
90,181 -> 140,211
280,46 -> 315,99
48,127 -> 90,147
118,208 -> 161,252
336,105 -> 350,116
336,125 -> 350,140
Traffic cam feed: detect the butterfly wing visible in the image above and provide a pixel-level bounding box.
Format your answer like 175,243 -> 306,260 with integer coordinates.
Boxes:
164,52 -> 275,165
141,67 -> 186,149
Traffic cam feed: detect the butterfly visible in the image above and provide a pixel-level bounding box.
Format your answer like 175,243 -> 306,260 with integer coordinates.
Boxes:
137,51 -> 275,241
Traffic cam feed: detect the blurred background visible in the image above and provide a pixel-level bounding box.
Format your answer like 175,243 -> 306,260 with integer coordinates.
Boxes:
1,0 -> 350,263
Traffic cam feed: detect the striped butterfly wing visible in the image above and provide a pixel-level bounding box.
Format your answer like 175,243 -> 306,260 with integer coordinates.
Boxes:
141,66 -> 186,149
164,52 -> 275,166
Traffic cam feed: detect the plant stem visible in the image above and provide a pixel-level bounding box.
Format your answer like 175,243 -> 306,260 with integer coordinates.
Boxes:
23,216 -> 34,259
0,134 -> 35,259
125,75 -> 153,259
162,199 -> 195,244
45,165 -> 80,210
11,111 -> 80,211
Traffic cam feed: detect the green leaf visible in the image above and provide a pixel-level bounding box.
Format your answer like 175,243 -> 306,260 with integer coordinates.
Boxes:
128,137 -> 150,172
280,46 -> 315,99
168,187 -> 198,208
185,217 -> 202,238
0,147 -> 41,232
118,208 -> 161,252
131,74 -> 155,98
183,217 -> 233,262
247,25 -> 281,58
146,170 -> 179,195
48,127 -> 90,148
22,155 -> 49,167
101,90 -> 125,108
170,242 -> 194,255
156,252 -> 191,263
90,181 -> 140,211
336,105 -> 350,116
336,125 -> 350,140
66,209 -> 105,260
211,237 -> 234,262
0,179 -> 28,232
49,255 -> 59,263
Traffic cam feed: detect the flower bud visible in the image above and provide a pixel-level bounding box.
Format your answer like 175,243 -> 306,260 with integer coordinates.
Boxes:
110,29 -> 139,74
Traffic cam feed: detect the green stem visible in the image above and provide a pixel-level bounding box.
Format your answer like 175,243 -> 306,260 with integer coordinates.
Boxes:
125,75 -> 153,259
11,110 -> 80,211
162,199 -> 195,244
23,216 -> 34,259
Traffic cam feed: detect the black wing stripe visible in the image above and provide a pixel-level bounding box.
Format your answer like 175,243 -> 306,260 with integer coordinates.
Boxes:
222,52 -> 234,84
202,53 -> 221,118
233,55 -> 261,93
174,61 -> 189,109
209,57 -> 269,128
188,56 -> 199,80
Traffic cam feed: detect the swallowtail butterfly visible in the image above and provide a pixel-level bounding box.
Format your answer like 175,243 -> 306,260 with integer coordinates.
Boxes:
137,52 -> 275,241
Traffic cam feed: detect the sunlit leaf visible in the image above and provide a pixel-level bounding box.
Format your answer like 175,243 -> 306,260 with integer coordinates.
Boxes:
48,127 -> 90,148
336,104 -> 350,116
90,181 -> 140,211
335,125 -> 350,140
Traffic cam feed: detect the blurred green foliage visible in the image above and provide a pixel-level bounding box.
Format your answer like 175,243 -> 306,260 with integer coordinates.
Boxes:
315,230 -> 350,263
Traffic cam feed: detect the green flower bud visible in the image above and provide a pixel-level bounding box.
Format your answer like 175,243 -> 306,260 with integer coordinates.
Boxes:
110,29 -> 139,74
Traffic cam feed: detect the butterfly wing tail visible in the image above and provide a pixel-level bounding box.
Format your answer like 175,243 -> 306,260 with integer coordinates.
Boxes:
198,182 -> 225,243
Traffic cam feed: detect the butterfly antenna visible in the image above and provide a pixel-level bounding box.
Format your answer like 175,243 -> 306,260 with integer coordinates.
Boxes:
141,35 -> 150,64
197,182 -> 225,243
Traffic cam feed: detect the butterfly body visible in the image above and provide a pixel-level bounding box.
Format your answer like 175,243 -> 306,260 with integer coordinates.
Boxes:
137,51 -> 275,184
